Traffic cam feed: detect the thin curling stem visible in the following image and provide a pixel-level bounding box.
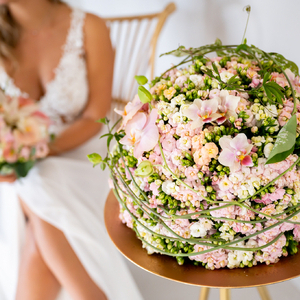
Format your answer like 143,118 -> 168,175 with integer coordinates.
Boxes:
242,5 -> 251,43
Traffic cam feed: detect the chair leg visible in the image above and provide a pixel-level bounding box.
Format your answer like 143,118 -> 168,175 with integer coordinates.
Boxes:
219,288 -> 231,300
257,286 -> 271,300
199,287 -> 210,300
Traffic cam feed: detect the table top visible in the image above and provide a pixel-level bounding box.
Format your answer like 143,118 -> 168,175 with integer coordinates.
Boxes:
104,190 -> 300,288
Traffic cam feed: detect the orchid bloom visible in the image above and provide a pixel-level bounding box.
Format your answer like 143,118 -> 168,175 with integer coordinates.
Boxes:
218,133 -> 253,172
182,98 -> 221,130
114,95 -> 144,128
120,109 -> 159,157
215,90 -> 240,124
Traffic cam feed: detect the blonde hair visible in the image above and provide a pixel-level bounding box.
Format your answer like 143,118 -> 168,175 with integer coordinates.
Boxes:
0,0 -> 62,61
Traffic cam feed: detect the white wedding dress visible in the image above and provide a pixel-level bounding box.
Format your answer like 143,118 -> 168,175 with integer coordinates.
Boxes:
0,7 -> 143,300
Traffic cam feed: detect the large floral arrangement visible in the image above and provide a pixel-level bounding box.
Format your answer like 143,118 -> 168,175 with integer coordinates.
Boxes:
0,90 -> 51,177
90,40 -> 300,269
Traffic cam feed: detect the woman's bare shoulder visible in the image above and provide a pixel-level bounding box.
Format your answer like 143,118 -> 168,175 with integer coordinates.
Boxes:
84,13 -> 110,39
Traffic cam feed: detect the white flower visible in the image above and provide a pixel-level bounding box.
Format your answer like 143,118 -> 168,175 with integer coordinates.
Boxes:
162,180 -> 179,195
171,94 -> 186,106
265,136 -> 274,143
227,252 -> 241,268
237,250 -> 253,265
219,176 -> 233,191
171,112 -> 183,124
220,71 -> 234,82
249,176 -> 261,189
264,104 -> 278,117
251,136 -> 266,146
264,143 -> 274,158
189,74 -> 204,88
190,221 -> 208,237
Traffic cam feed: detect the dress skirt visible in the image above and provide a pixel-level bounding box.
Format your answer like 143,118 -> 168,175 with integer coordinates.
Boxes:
0,132 -> 143,300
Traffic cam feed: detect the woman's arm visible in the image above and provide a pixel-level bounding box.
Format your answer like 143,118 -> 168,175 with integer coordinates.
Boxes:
49,14 -> 114,155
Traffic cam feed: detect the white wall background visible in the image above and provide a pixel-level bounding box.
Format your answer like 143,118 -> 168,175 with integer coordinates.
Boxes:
65,0 -> 300,299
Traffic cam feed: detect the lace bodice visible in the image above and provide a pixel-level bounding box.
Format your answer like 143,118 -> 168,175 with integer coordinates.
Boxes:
0,7 -> 88,135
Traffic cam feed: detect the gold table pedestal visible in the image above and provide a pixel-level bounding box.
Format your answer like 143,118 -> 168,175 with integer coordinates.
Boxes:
199,286 -> 270,300
105,191 -> 300,300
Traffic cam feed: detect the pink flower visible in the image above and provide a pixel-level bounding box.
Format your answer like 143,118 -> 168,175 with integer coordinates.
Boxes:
115,95 -> 144,128
3,146 -> 17,163
182,98 -> 221,130
19,146 -> 31,160
161,134 -> 176,152
215,90 -> 240,124
185,167 -> 199,181
175,75 -> 187,87
120,109 -> 159,158
35,142 -> 49,158
218,133 -> 253,172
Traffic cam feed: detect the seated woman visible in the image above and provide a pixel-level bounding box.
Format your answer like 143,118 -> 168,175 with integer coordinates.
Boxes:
0,0 -> 143,299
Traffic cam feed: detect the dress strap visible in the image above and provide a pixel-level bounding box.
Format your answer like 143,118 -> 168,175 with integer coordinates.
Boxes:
64,7 -> 86,53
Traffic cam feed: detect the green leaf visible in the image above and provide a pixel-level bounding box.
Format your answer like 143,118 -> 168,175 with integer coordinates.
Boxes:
99,133 -> 112,139
266,115 -> 297,164
227,75 -> 240,85
100,162 -> 106,171
138,86 -> 152,104
236,44 -> 248,52
135,75 -> 148,86
263,80 -> 285,104
14,161 -> 35,178
212,62 -> 220,77
87,153 -> 102,166
263,72 -> 271,85
96,117 -> 109,125
107,134 -> 113,148
269,52 -> 299,76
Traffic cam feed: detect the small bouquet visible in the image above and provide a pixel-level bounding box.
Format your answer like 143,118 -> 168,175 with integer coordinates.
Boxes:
90,39 -> 300,270
0,89 -> 51,177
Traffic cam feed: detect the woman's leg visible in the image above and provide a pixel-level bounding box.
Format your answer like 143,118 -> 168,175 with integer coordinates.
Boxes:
21,199 -> 108,300
15,221 -> 61,300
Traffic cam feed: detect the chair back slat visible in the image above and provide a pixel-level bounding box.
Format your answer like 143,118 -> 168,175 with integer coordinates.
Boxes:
104,3 -> 176,125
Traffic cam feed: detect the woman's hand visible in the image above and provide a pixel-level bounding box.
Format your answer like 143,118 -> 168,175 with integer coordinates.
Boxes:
0,173 -> 17,183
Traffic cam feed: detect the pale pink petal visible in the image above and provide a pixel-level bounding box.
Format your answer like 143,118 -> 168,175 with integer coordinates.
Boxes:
219,136 -> 233,150
191,118 -> 203,130
134,125 -> 159,157
219,90 -> 229,99
225,95 -> 240,111
241,155 -> 253,166
285,68 -> 295,82
193,98 -> 203,109
230,133 -> 249,151
226,109 -> 237,119
201,98 -> 219,113
183,103 -> 199,120
218,148 -> 236,167
125,112 -> 147,135
145,108 -> 158,127
231,160 -> 241,173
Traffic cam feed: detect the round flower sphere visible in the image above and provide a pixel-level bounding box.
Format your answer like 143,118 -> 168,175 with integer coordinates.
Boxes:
105,42 -> 300,270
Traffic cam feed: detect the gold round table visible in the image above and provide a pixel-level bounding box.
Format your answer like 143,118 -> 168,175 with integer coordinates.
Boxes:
104,191 -> 300,300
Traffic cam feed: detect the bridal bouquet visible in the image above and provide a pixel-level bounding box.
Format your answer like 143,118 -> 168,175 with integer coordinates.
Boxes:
0,90 -> 51,177
90,40 -> 300,269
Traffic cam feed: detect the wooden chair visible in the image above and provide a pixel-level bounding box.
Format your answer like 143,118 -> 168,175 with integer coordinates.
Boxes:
104,3 -> 176,124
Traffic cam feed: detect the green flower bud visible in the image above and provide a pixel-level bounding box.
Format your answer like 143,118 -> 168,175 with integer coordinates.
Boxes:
206,186 -> 213,193
134,161 -> 154,177
87,153 -> 102,166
